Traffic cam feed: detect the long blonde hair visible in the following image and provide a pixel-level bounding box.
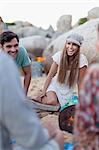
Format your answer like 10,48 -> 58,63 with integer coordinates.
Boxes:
57,44 -> 80,88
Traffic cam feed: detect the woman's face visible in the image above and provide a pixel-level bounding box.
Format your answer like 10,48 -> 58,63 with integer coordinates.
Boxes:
66,42 -> 79,56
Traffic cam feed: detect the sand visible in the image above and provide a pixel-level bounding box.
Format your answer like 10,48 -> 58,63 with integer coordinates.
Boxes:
27,75 -> 46,99
22,76 -> 74,143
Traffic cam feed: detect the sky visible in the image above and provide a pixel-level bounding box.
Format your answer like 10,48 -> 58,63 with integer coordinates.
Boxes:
0,0 -> 99,30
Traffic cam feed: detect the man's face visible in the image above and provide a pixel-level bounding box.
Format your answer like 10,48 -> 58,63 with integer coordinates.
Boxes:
2,38 -> 19,59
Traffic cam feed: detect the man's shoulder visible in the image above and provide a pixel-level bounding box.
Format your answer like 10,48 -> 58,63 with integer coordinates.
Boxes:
19,46 -> 27,53
17,46 -> 27,58
16,47 -> 31,67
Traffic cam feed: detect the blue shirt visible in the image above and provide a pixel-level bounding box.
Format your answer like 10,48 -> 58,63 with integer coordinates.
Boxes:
15,46 -> 31,68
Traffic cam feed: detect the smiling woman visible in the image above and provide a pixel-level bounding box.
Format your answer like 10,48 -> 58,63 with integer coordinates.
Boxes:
33,33 -> 88,133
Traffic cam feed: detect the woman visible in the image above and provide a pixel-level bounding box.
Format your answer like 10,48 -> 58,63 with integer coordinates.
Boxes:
36,33 -> 88,107
36,33 -> 88,133
73,25 -> 99,150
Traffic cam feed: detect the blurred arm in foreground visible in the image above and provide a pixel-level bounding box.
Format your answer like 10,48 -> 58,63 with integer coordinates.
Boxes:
0,51 -> 64,150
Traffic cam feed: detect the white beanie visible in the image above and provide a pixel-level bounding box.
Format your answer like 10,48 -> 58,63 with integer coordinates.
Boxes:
66,33 -> 84,46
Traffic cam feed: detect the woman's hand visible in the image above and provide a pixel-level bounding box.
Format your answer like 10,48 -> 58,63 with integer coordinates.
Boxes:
40,90 -> 46,98
36,90 -> 46,103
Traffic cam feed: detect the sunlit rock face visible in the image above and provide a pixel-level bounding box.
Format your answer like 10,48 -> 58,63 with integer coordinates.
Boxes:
88,7 -> 99,20
56,15 -> 72,33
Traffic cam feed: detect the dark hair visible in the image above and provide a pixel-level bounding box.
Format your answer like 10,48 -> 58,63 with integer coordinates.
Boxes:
0,31 -> 19,46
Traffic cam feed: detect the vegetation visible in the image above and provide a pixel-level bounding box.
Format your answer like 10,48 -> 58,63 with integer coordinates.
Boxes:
6,22 -> 15,26
78,17 -> 88,25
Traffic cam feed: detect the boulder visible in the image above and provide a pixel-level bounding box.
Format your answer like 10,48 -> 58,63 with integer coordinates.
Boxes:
19,35 -> 48,57
21,26 -> 39,37
56,15 -> 72,33
88,7 -> 99,20
9,25 -> 55,38
43,18 -> 99,73
22,21 -> 33,27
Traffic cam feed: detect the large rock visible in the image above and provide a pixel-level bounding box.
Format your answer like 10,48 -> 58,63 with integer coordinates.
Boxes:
88,7 -> 99,20
56,15 -> 72,33
43,18 -> 99,73
9,26 -> 46,38
21,26 -> 39,37
8,21 -> 33,35
8,22 -> 55,38
19,35 -> 48,57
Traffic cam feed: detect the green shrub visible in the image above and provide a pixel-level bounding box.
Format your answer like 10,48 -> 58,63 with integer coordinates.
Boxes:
6,22 -> 15,26
78,17 -> 88,25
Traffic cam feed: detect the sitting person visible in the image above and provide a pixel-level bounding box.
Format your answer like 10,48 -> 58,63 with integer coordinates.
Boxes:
0,51 -> 64,150
74,64 -> 99,149
73,24 -> 99,149
0,31 -> 31,95
36,33 -> 88,132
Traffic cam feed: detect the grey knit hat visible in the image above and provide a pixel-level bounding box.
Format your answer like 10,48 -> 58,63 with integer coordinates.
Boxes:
66,33 -> 84,46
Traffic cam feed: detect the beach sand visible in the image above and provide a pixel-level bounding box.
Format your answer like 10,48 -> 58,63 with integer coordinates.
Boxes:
27,75 -> 46,99
22,76 -> 74,143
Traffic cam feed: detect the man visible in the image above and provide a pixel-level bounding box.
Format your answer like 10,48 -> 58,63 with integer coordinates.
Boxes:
0,31 -> 31,95
0,51 -> 64,150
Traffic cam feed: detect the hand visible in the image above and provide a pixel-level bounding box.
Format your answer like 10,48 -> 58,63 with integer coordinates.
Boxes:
39,90 -> 46,98
36,91 -> 46,102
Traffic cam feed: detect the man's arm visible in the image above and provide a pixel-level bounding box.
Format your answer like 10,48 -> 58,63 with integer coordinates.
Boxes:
22,65 -> 31,95
1,54 -> 63,150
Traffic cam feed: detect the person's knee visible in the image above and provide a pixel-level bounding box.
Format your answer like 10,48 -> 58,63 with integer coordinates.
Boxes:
48,99 -> 58,105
